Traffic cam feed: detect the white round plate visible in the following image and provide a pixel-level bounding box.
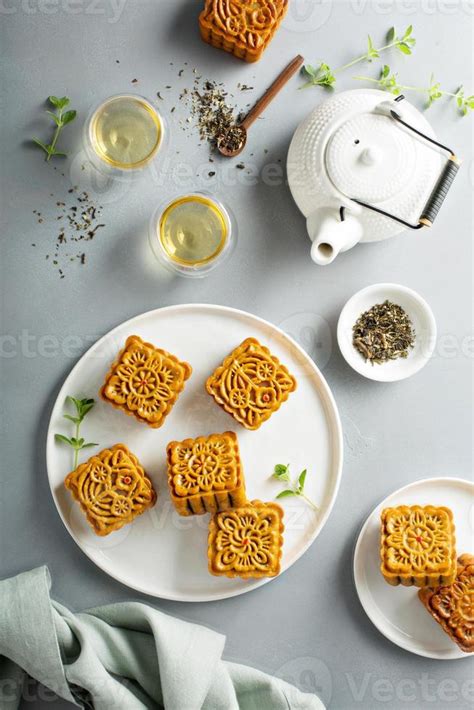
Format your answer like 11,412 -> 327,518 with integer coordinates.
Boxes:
47,304 -> 343,601
354,477 -> 474,659
337,283 -> 437,382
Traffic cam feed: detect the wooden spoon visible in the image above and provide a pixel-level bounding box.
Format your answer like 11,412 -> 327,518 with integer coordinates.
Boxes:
217,54 -> 304,158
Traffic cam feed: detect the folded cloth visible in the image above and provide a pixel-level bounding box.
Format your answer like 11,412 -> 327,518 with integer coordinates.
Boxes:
0,567 -> 324,710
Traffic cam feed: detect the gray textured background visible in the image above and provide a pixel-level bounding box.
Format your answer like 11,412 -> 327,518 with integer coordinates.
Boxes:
1,1 -> 473,708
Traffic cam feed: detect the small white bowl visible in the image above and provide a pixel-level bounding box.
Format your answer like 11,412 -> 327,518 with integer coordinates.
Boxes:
337,283 -> 437,382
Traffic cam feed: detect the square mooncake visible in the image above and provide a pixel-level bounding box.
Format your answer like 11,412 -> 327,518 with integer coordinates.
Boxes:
65,444 -> 157,536
101,335 -> 192,428
419,554 -> 474,653
206,337 -> 297,430
199,0 -> 289,63
380,505 -> 457,587
167,431 -> 246,516
208,500 -> 284,578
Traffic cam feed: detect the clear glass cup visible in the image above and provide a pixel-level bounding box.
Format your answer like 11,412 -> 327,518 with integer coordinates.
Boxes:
149,192 -> 237,278
84,94 -> 167,179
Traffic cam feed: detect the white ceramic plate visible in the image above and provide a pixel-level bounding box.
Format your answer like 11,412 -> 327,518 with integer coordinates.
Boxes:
47,304 -> 343,601
354,477 -> 474,659
337,283 -> 437,382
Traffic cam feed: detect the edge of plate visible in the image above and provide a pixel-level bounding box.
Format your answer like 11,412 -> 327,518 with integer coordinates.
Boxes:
46,303 -> 344,602
353,476 -> 473,659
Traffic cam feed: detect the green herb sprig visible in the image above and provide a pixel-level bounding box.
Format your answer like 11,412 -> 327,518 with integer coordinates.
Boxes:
55,396 -> 98,468
355,66 -> 474,115
32,96 -> 77,161
272,464 -> 318,512
301,25 -> 415,89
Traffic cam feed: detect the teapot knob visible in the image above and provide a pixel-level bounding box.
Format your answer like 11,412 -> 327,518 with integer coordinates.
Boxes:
360,146 -> 381,166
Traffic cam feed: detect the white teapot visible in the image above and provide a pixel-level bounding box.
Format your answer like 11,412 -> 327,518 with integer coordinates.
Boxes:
287,89 -> 460,265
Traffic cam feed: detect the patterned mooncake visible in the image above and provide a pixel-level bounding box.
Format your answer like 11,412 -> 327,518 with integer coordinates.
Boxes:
100,335 -> 192,428
65,444 -> 156,536
208,500 -> 284,578
419,554 -> 474,653
167,432 -> 246,516
206,337 -> 296,430
380,505 -> 457,588
198,0 -> 289,63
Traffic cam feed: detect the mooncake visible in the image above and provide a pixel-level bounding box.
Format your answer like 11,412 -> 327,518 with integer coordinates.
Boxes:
65,444 -> 156,536
380,505 -> 457,587
208,500 -> 284,578
198,0 -> 289,63
419,554 -> 474,653
167,431 -> 246,516
100,335 -> 192,428
206,337 -> 296,430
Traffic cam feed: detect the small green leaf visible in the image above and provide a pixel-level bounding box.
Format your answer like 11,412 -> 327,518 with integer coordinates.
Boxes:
274,464 -> 289,476
404,24 -> 413,38
32,137 -> 49,152
382,64 -> 390,78
386,26 -> 396,43
79,402 -> 94,416
298,469 -> 307,492
303,64 -> 317,78
55,434 -> 72,445
276,490 -> 296,499
45,110 -> 61,126
48,95 -> 61,107
62,110 -> 77,125
63,414 -> 80,423
55,96 -> 70,109
81,442 -> 99,449
398,42 -> 411,55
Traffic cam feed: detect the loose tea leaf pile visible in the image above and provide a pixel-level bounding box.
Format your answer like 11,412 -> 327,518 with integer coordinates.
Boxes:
188,79 -> 245,149
352,300 -> 415,365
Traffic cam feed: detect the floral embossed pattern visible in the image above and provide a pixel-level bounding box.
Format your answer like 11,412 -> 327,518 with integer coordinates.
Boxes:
419,554 -> 474,653
199,0 -> 288,63
101,335 -> 192,428
65,444 -> 157,536
206,337 -> 297,430
380,506 -> 457,587
167,432 -> 246,516
208,500 -> 284,578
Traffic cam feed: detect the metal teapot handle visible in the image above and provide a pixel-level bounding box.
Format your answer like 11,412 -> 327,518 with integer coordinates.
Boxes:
349,97 -> 461,230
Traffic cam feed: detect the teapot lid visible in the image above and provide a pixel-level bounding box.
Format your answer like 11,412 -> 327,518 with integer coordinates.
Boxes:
287,90 -> 442,243
325,112 -> 418,203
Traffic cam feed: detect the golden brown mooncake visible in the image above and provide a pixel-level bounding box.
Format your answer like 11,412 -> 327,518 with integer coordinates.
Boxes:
380,505 -> 457,588
206,337 -> 297,430
198,0 -> 289,63
419,554 -> 474,654
208,500 -> 284,578
100,335 -> 192,428
167,431 -> 246,516
64,444 -> 157,536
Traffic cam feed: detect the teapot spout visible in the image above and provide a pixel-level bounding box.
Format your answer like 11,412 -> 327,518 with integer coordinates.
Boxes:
307,208 -> 363,265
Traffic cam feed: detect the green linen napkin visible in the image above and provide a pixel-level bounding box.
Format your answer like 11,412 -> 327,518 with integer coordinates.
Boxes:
0,567 -> 324,710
